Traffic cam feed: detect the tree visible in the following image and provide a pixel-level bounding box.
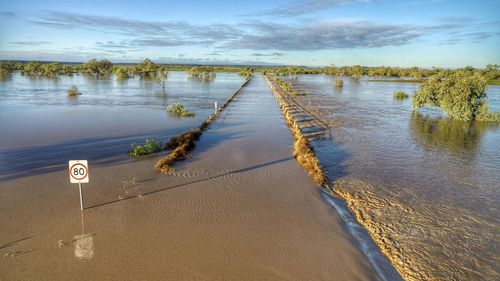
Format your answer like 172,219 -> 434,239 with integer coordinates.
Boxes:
41,62 -> 62,77
115,66 -> 130,80
135,58 -> 160,78
484,64 -> 499,80
188,66 -> 216,81
0,62 -> 15,79
412,71 -> 499,121
23,61 -> 42,76
239,67 -> 254,79
155,70 -> 169,92
82,59 -> 112,77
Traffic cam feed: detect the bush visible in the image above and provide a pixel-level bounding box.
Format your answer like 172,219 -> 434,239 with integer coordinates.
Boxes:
0,62 -> 14,79
115,67 -> 130,80
335,78 -> 343,88
393,91 -> 409,99
167,102 -> 195,118
82,59 -> 112,77
188,66 -> 216,81
129,138 -> 162,156
67,85 -> 79,96
413,71 -> 499,121
135,58 -> 160,78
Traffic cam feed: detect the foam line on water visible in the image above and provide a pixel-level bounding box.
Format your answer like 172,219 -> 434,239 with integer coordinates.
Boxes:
320,190 -> 403,281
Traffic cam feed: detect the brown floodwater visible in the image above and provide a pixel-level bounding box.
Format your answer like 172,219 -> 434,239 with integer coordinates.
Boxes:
1,75 -> 384,281
0,71 -> 245,180
285,75 -> 500,280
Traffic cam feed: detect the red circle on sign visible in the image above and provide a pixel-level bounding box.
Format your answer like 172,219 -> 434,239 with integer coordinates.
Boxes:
69,163 -> 88,180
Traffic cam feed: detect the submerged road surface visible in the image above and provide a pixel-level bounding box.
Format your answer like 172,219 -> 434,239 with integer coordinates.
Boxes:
1,75 -> 379,281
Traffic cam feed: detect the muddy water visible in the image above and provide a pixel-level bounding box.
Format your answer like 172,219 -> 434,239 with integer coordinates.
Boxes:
1,75 -> 379,281
0,72 -> 244,180
285,75 -> 500,280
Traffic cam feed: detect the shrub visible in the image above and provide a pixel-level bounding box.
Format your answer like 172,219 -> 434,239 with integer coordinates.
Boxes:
393,91 -> 409,99
67,85 -> 79,96
115,67 -> 130,80
135,58 -> 160,78
0,62 -> 14,79
129,138 -> 162,156
413,71 -> 499,121
167,102 -> 195,118
335,78 -> 344,88
82,59 -> 112,77
188,66 -> 216,81
155,70 -> 168,90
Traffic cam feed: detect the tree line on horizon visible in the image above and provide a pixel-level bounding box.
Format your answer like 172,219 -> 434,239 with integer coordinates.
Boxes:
0,59 -> 498,82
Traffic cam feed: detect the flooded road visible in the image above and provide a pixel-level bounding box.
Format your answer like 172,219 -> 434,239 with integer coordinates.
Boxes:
1,75 -> 381,281
286,75 -> 500,280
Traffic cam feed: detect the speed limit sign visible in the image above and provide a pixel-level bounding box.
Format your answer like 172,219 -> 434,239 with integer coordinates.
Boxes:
69,160 -> 89,183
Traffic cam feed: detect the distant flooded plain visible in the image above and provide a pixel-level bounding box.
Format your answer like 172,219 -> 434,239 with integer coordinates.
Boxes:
0,71 -> 245,180
286,74 -> 500,280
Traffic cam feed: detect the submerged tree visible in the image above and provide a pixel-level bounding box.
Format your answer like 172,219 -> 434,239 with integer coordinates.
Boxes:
155,70 -> 169,92
115,66 -> 131,80
23,61 -> 42,76
135,58 -> 160,79
239,67 -> 254,79
412,71 -> 499,121
41,62 -> 63,77
335,77 -> 344,88
0,62 -> 15,79
82,59 -> 113,77
188,66 -> 216,81
483,64 -> 499,80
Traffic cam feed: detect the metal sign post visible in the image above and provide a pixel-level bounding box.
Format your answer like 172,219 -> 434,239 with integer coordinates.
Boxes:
69,160 -> 89,211
78,182 -> 83,211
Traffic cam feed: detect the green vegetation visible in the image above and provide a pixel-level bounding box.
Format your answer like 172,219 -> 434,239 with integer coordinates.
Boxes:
167,102 -> 195,118
23,61 -> 42,76
40,62 -> 63,77
188,66 -> 216,81
271,76 -> 307,96
129,138 -> 163,156
155,70 -> 169,91
487,79 -> 500,85
114,66 -> 130,80
0,62 -> 15,79
3,60 -> 500,87
413,71 -> 499,122
82,59 -> 112,77
134,58 -> 161,79
483,64 -> 499,80
67,85 -> 79,96
335,78 -> 344,88
393,91 -> 409,100
239,67 -> 254,79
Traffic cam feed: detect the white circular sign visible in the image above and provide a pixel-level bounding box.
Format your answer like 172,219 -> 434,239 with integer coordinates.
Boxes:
69,160 -> 89,183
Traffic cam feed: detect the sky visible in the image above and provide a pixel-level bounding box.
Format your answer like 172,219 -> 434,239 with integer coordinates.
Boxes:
0,0 -> 499,68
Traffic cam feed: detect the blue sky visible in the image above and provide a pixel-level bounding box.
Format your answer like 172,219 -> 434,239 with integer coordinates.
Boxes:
0,0 -> 499,68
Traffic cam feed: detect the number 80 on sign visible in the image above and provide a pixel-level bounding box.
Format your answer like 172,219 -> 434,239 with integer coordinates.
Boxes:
69,160 -> 89,183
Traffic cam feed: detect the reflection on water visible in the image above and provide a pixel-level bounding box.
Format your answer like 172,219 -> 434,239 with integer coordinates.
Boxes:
286,75 -> 500,280
56,212 -> 96,260
73,234 -> 94,260
410,110 -> 499,155
73,212 -> 95,260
